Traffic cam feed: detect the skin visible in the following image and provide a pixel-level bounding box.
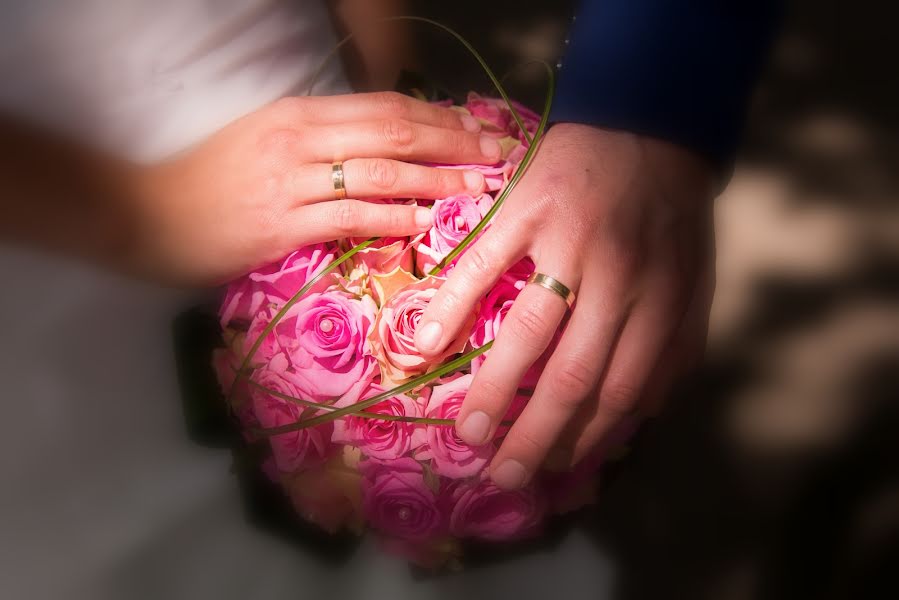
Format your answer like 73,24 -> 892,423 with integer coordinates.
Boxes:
1,92 -> 500,285
414,123 -> 717,489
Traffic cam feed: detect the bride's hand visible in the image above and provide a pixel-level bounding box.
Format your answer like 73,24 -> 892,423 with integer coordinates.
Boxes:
133,92 -> 499,285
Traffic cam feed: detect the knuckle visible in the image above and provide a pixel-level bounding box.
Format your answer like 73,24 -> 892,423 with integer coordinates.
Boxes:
375,91 -> 409,118
600,382 -> 639,416
366,159 -> 400,191
381,119 -> 415,150
505,305 -> 551,349
331,203 -> 360,233
271,96 -> 303,117
461,245 -> 493,282
512,428 -> 549,457
554,358 -> 596,402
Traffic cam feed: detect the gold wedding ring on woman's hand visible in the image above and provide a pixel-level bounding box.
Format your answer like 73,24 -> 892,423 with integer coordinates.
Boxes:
331,161 -> 347,200
526,272 -> 576,309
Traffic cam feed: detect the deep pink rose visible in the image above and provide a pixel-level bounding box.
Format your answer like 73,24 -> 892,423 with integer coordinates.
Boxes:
250,355 -> 333,472
361,458 -> 444,542
274,289 -> 378,401
447,478 -> 544,541
219,243 -> 338,327
370,277 -> 472,383
414,375 -> 493,478
414,193 -> 494,275
332,384 -> 426,460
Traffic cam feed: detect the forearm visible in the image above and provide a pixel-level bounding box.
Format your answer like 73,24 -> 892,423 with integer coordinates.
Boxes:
0,113 -> 146,266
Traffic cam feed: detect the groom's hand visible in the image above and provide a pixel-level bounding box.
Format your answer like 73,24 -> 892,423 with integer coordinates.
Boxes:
415,123 -> 717,488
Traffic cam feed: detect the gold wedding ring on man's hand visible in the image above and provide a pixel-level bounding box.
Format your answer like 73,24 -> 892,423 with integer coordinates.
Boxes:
526,272 -> 576,309
331,161 -> 347,200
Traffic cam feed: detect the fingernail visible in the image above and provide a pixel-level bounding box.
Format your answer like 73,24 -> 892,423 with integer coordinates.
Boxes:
457,411 -> 491,445
415,320 -> 443,353
480,135 -> 501,161
463,170 -> 485,192
461,114 -> 481,132
414,207 -> 433,229
492,460 -> 528,490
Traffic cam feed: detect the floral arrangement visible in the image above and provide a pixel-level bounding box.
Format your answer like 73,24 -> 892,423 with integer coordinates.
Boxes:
214,24 -> 608,567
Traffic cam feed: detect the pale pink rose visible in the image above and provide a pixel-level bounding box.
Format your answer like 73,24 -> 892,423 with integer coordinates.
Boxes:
273,290 -> 378,401
465,93 -> 540,143
332,383 -> 426,460
414,193 -> 494,275
242,304 -> 283,366
370,277 -> 473,383
343,235 -> 415,279
219,243 -> 338,327
446,478 -> 544,541
361,457 -> 444,542
425,161 -> 513,192
250,355 -> 334,472
414,375 -> 493,478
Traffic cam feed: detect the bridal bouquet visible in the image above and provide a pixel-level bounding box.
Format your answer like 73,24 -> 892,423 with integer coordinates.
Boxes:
214,93 -> 602,567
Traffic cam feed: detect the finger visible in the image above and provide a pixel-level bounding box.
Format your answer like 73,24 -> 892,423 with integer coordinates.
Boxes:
415,225 -> 524,356
279,92 -> 480,132
293,199 -> 434,243
641,265 -> 714,417
489,279 -> 624,489
302,120 -> 502,165
565,289 -> 686,467
454,263 -> 580,450
290,159 -> 485,204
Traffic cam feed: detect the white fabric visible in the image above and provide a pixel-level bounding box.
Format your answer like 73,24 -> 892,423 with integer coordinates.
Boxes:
0,2 -> 614,598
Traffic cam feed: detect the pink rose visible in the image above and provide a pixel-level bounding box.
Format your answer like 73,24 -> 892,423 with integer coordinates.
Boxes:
342,235 -> 415,280
426,161 -> 512,193
414,193 -> 494,275
332,384 -> 426,460
414,375 -> 493,478
219,243 -> 338,327
370,277 -> 473,383
250,355 -> 334,472
274,289 -> 378,401
464,93 -> 540,144
361,457 -> 444,542
242,304 -> 283,366
447,478 -> 544,541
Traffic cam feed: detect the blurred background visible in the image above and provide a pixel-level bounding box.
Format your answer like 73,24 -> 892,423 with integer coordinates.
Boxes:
0,2 -> 895,599
410,0 -> 899,597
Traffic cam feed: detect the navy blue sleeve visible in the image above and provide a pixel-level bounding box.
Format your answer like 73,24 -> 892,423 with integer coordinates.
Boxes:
550,1 -> 782,168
